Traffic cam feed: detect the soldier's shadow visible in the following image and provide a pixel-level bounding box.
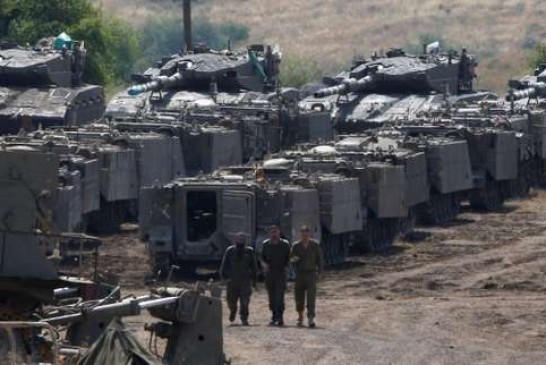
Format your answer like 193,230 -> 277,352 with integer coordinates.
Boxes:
228,323 -> 261,327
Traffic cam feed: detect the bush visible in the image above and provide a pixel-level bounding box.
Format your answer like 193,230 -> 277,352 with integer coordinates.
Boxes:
279,54 -> 323,88
529,43 -> 546,70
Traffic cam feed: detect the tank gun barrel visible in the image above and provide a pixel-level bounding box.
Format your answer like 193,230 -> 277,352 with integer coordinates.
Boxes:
44,294 -> 180,325
128,72 -> 184,96
314,75 -> 373,98
507,82 -> 546,101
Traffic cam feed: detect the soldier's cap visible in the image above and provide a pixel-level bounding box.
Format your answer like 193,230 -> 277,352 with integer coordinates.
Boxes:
268,224 -> 280,231
300,225 -> 311,232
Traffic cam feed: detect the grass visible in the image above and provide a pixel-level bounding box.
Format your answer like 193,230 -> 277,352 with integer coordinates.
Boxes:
93,0 -> 546,92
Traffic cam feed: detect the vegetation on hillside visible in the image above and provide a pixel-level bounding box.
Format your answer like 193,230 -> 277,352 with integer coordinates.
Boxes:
529,43 -> 546,71
279,55 -> 324,88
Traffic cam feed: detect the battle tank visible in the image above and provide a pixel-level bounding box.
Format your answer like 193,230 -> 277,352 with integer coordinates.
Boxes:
301,45 -> 477,132
106,0 -> 331,173
0,144 -> 225,364
0,35 -> 105,135
106,44 -> 332,173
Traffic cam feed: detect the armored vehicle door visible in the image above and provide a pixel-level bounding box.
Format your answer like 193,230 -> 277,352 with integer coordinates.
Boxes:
221,189 -> 255,246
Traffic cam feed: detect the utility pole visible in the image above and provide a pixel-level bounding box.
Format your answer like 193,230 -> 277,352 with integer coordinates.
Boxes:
183,0 -> 193,52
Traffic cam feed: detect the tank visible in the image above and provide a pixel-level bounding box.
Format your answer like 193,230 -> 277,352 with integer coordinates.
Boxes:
106,45 -> 332,171
302,46 -> 477,132
106,43 -> 280,120
105,0 -> 331,172
0,144 -> 225,365
0,35 -> 105,134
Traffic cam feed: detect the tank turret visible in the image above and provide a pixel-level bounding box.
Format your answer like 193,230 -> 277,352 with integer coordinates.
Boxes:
0,35 -> 104,134
0,34 -> 85,87
126,45 -> 280,97
314,48 -> 477,99
302,44 -> 478,133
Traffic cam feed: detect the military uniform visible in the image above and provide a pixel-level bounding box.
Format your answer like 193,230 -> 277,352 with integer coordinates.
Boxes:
219,245 -> 258,323
261,238 -> 291,324
290,239 -> 324,322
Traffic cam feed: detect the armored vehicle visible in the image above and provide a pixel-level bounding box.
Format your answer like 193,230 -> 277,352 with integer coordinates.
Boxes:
105,0 -> 331,173
0,35 -> 104,134
1,124 -> 185,233
302,46 -> 477,132
140,168 -> 360,273
506,66 -> 546,186
268,133 -> 470,249
0,144 -> 225,364
106,46 -> 332,173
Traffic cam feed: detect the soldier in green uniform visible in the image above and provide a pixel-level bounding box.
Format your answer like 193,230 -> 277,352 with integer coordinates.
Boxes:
219,233 -> 258,326
261,224 -> 291,326
290,225 -> 324,328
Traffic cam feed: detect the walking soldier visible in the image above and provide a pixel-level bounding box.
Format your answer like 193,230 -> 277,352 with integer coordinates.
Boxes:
261,224 -> 291,326
220,232 -> 258,326
290,225 -> 324,328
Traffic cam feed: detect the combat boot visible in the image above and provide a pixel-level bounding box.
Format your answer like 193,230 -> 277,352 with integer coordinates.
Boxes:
269,312 -> 277,326
229,311 -> 236,323
277,313 -> 284,327
297,311 -> 304,327
308,317 -> 316,328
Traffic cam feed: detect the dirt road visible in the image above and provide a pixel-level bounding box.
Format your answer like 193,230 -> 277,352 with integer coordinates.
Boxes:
98,191 -> 546,365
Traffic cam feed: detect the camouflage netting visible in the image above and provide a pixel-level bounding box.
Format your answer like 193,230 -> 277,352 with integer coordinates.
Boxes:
77,319 -> 162,365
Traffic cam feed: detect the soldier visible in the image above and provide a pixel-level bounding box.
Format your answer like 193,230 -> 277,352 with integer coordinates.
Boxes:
290,225 -> 324,328
219,232 -> 258,326
261,224 -> 291,326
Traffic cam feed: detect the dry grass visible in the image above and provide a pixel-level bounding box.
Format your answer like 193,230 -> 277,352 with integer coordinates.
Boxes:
93,0 -> 546,91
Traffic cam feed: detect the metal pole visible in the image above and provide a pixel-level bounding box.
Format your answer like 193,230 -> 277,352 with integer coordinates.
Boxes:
183,0 -> 193,52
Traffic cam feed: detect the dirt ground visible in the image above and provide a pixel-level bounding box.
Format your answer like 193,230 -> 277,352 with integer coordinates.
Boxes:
95,190 -> 546,365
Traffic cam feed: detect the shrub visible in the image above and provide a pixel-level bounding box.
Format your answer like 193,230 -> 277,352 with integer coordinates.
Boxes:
279,54 -> 323,88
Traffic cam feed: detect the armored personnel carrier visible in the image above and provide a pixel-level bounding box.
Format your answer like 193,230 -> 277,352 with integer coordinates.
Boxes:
0,35 -> 105,134
140,167 -> 360,273
1,124 -> 185,233
506,66 -> 546,186
302,46 -> 477,132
